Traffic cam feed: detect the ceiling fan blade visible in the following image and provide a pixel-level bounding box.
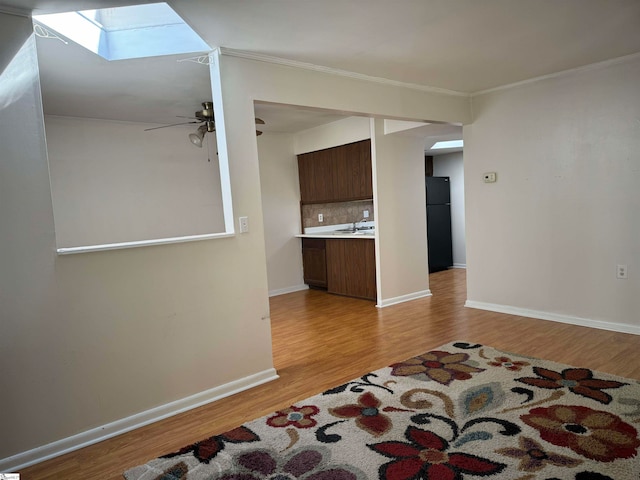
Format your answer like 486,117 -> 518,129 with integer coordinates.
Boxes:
176,115 -> 200,120
255,118 -> 265,125
144,121 -> 199,131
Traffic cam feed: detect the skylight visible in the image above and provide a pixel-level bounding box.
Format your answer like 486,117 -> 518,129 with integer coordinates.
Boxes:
33,2 -> 210,61
431,140 -> 464,150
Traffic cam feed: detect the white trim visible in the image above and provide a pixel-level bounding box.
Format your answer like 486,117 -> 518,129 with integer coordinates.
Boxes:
0,368 -> 279,472
377,289 -> 432,308
268,284 -> 309,297
472,52 -> 640,96
218,47 -> 469,98
464,300 -> 640,336
56,232 -> 235,255
451,264 -> 467,269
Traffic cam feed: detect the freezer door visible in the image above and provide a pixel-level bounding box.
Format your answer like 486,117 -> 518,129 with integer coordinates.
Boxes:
425,176 -> 451,205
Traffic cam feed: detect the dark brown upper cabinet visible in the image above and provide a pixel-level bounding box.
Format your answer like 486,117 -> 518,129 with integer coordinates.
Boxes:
297,139 -> 372,204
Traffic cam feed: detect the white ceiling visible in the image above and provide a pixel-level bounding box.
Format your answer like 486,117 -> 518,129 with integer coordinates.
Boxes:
5,0 -> 640,137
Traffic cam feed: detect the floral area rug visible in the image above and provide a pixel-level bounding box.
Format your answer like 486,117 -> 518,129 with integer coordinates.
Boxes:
124,341 -> 640,480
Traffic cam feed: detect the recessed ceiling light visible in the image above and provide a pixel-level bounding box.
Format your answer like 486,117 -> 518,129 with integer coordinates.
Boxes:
33,2 -> 210,61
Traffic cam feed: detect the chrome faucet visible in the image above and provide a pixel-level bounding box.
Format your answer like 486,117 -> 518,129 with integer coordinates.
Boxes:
351,216 -> 367,232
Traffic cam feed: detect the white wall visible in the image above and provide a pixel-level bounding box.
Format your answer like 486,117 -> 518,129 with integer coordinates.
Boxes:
465,56 -> 640,333
433,152 -> 466,267
256,133 -> 306,295
372,119 -> 431,305
46,116 -> 225,247
294,116 -> 370,154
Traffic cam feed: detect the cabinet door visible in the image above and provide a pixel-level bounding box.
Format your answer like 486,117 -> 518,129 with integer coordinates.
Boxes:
297,139 -> 372,203
326,239 -> 376,300
298,151 -> 334,203
332,139 -> 372,201
302,238 -> 327,287
345,139 -> 372,200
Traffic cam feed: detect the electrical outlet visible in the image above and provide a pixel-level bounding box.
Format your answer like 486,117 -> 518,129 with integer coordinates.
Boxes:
239,216 -> 249,233
483,172 -> 497,183
363,210 -> 370,218
318,213 -> 323,223
617,264 -> 627,279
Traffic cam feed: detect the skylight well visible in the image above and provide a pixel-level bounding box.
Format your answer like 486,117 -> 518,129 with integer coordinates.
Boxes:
33,2 -> 210,61
432,140 -> 464,150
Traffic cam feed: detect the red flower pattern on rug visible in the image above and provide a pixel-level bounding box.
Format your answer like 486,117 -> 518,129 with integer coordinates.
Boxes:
266,405 -> 319,429
390,351 -> 485,385
521,404 -> 640,462
369,426 -> 506,479
517,367 -> 627,404
125,343 -> 640,480
161,426 -> 259,464
329,391 -> 410,437
488,356 -> 530,371
495,436 -> 583,471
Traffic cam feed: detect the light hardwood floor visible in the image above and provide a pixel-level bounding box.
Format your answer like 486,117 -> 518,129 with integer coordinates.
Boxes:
19,269 -> 640,479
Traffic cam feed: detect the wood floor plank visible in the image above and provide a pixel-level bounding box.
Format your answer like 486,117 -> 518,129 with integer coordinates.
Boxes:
17,269 -> 640,479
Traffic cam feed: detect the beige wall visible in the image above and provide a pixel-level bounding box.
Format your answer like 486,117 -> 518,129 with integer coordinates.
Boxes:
294,116 -> 371,154
372,119 -> 431,305
46,116 -> 225,247
256,133 -> 306,295
0,18 -> 275,465
215,54 -> 471,126
211,52 -> 469,311
465,56 -> 640,332
0,18 -> 470,466
433,152 -> 466,267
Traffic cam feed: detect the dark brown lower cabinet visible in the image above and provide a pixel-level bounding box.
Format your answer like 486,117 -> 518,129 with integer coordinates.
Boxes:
326,239 -> 376,301
301,238 -> 327,288
302,238 -> 376,301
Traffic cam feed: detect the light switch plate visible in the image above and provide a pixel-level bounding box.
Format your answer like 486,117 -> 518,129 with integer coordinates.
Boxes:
239,216 -> 249,233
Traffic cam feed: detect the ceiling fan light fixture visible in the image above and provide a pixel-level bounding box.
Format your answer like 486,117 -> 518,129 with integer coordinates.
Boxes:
189,124 -> 207,147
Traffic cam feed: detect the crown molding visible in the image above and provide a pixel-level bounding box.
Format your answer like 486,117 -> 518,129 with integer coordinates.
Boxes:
217,47 -> 469,98
0,5 -> 31,17
472,51 -> 640,96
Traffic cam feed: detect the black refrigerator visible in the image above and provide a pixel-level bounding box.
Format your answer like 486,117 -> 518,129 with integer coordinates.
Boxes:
426,176 -> 453,273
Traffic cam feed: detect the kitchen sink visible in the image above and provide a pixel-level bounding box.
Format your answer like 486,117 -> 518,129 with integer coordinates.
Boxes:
332,228 -> 375,235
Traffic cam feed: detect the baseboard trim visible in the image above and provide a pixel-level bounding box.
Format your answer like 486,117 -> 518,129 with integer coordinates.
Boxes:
268,284 -> 309,297
1,368 -> 279,472
377,289 -> 432,308
464,300 -> 640,336
451,264 -> 467,269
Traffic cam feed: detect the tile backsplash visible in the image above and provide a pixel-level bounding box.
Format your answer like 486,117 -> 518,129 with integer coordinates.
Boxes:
302,200 -> 374,229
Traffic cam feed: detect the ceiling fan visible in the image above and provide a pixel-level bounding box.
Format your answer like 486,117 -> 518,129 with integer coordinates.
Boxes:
144,101 -> 266,147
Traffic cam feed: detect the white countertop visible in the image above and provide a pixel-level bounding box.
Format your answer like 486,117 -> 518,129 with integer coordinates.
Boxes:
295,222 -> 376,239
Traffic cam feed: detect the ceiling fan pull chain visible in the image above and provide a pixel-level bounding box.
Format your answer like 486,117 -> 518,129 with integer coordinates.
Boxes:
33,23 -> 68,45
177,55 -> 214,66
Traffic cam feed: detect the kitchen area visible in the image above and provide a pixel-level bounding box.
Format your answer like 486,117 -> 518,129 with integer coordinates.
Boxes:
295,139 -> 377,301
257,113 -> 442,308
